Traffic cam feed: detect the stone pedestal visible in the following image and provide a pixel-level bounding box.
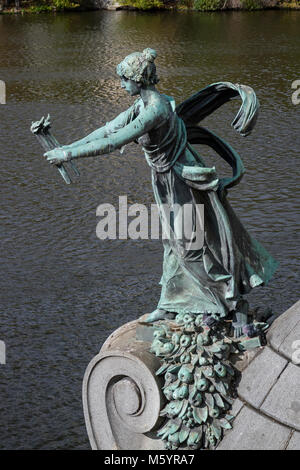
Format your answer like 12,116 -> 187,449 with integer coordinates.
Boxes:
82,319 -> 165,450
83,300 -> 300,450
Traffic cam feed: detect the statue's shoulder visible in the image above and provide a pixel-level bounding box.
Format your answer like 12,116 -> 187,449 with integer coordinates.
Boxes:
148,93 -> 176,121
161,93 -> 176,112
133,93 -> 175,122
151,93 -> 176,112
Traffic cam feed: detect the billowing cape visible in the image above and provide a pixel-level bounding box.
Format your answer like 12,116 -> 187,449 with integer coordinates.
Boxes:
176,81 -> 260,192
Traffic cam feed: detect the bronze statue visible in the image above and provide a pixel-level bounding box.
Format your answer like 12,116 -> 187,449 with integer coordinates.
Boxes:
36,48 -> 278,338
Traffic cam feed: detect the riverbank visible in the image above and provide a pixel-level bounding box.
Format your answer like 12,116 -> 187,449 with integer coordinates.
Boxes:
0,0 -> 299,14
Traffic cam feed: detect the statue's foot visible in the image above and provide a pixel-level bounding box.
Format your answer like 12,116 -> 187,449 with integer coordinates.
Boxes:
145,309 -> 175,323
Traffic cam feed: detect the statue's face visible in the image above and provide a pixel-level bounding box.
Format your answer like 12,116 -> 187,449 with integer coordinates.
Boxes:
120,77 -> 140,96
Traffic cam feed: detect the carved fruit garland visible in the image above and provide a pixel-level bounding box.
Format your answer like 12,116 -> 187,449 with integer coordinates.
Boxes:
150,313 -> 240,450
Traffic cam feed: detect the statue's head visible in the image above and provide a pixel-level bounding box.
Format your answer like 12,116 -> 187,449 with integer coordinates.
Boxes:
116,48 -> 159,87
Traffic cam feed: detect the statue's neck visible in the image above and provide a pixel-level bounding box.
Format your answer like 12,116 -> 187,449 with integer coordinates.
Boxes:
140,86 -> 158,105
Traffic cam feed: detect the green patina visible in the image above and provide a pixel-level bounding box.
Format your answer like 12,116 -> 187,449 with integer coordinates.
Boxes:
31,50 -> 278,447
150,314 -> 239,449
33,48 -> 278,336
149,311 -> 271,449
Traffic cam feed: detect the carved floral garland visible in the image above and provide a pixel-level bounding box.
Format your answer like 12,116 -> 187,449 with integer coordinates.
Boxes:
150,313 -> 240,450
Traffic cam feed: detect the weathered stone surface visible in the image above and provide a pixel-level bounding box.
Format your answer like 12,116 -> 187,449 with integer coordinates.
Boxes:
83,319 -> 165,450
83,301 -> 300,450
230,398 -> 244,417
267,300 -> 300,356
286,431 -> 300,450
231,347 -> 261,372
237,346 -> 288,408
261,362 -> 300,431
101,319 -> 141,352
217,405 -> 291,450
136,319 -> 159,343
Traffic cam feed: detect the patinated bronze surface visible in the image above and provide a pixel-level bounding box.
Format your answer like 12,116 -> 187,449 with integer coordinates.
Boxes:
31,48 -> 279,450
35,48 -> 277,337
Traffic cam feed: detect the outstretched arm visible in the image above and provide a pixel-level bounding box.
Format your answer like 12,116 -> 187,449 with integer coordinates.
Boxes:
62,126 -> 107,151
46,102 -> 165,164
59,103 -> 138,152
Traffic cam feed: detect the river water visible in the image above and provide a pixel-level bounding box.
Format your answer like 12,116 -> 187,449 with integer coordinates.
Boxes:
0,9 -> 299,449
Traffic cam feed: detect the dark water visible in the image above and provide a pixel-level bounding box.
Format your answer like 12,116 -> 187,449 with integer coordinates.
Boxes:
0,10 -> 299,449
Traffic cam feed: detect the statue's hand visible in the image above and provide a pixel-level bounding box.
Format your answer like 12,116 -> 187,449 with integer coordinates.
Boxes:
45,147 -> 71,165
232,311 -> 248,338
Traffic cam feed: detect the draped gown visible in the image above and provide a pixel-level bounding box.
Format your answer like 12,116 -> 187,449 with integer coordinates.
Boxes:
103,82 -> 278,318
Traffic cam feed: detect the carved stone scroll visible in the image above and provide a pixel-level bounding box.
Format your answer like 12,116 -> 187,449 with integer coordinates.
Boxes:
82,320 -> 165,450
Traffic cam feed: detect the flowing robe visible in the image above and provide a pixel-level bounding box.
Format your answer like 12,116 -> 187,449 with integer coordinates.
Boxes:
103,85 -> 278,317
